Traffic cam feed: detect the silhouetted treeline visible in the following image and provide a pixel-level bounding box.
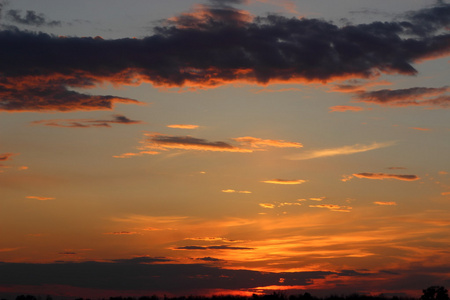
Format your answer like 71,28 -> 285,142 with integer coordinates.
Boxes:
5,287 -> 448,300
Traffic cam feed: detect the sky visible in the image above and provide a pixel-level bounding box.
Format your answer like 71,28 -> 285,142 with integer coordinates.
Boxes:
0,0 -> 449,298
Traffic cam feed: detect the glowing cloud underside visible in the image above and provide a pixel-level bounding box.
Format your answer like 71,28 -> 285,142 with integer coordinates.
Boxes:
261,179 -> 306,185
353,173 -> 420,181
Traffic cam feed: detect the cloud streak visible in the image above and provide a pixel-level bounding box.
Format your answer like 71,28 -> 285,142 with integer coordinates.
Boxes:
288,141 -> 394,160
261,179 -> 306,185
30,115 -> 143,128
0,3 -> 449,111
352,173 -> 420,181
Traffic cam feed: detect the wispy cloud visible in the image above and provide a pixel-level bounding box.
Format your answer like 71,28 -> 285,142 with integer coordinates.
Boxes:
233,136 -> 303,148
261,179 -> 306,185
167,124 -> 200,129
353,173 -> 420,181
356,86 -> 450,108
6,9 -> 62,27
259,203 -> 275,209
309,204 -> 352,212
31,115 -> 143,128
26,196 -> 55,201
175,245 -> 254,250
329,105 -> 365,112
288,141 -> 395,160
104,231 -> 139,235
222,189 -> 252,194
409,127 -> 431,131
374,201 -> 397,206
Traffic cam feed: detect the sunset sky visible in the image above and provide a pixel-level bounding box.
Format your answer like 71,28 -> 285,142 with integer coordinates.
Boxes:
1,0 -> 449,298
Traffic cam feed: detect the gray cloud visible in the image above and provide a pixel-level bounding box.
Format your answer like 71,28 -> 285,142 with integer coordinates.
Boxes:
5,9 -> 61,27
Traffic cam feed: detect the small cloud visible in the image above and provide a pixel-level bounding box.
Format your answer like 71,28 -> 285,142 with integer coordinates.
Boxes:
309,204 -> 352,212
196,257 -> 222,262
438,171 -> 448,175
6,9 -> 62,27
18,166 -> 28,170
142,133 -> 253,153
176,245 -> 254,250
352,173 -> 420,181
31,115 -> 143,128
104,231 -> 138,235
167,124 -> 199,129
409,127 -> 431,131
309,197 -> 326,201
441,192 -> 450,196
329,105 -> 364,112
233,136 -> 303,148
278,202 -> 302,207
259,203 -> 275,209
0,153 -> 16,161
356,86 -> 450,108
387,167 -> 407,170
374,201 -> 397,206
113,151 -> 160,158
288,141 -> 395,160
222,189 -> 251,194
58,252 -> 77,255
261,179 -> 306,185
26,196 -> 55,201
341,175 -> 354,182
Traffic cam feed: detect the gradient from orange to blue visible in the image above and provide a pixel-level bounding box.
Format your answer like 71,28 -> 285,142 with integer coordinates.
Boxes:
0,0 -> 449,298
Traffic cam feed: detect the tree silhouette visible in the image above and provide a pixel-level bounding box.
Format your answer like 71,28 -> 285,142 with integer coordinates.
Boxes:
421,286 -> 449,300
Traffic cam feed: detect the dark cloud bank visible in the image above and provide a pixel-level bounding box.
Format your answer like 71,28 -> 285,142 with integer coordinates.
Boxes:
0,2 -> 449,112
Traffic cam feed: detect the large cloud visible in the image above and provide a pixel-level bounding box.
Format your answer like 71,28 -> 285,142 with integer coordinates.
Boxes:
0,2 -> 449,112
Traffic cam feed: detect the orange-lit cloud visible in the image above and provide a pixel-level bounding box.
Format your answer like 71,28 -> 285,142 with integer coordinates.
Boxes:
141,133 -> 254,153
259,203 -> 275,209
2,3 -> 450,112
309,204 -> 352,212
104,231 -> 139,235
329,105 -> 365,112
441,192 -> 450,196
30,115 -> 143,128
233,136 -> 303,148
0,153 -> 16,161
26,196 -> 55,201
222,189 -> 252,194
409,127 -> 431,131
113,151 -> 160,158
309,197 -> 326,201
167,124 -> 200,129
353,173 -> 420,181
374,201 -> 397,206
288,141 -> 394,160
261,179 -> 306,185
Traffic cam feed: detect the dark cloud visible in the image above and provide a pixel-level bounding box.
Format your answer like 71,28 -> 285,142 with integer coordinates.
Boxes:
176,245 -> 254,250
0,3 -> 449,112
6,9 -> 62,27
356,87 -> 450,107
196,257 -> 222,262
30,115 -> 143,128
143,133 -> 253,152
0,260 -> 333,296
0,153 -> 15,161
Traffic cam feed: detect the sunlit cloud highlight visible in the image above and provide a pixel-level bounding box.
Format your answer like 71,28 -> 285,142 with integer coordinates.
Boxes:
261,179 -> 306,185
353,173 -> 420,181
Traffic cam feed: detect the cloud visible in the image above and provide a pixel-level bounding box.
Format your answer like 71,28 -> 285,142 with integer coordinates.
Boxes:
111,257 -> 172,264
387,167 -> 407,170
356,87 -> 450,108
25,196 -> 55,201
104,231 -> 139,235
409,127 -> 431,131
167,124 -> 200,129
309,197 -> 326,201
261,179 -> 306,185
259,203 -> 275,209
175,245 -> 254,250
0,153 -> 15,161
232,136 -> 303,148
222,189 -> 252,193
1,3 -> 449,111
374,201 -> 397,206
288,141 -> 395,160
352,173 -> 420,181
30,115 -> 143,128
309,204 -> 352,212
5,9 -> 62,27
142,133 -> 253,153
329,105 -> 365,112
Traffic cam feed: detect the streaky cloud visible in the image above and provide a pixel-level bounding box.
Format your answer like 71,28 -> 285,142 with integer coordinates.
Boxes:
353,172 -> 420,181
287,141 -> 395,160
30,115 -> 143,128
261,179 -> 306,185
